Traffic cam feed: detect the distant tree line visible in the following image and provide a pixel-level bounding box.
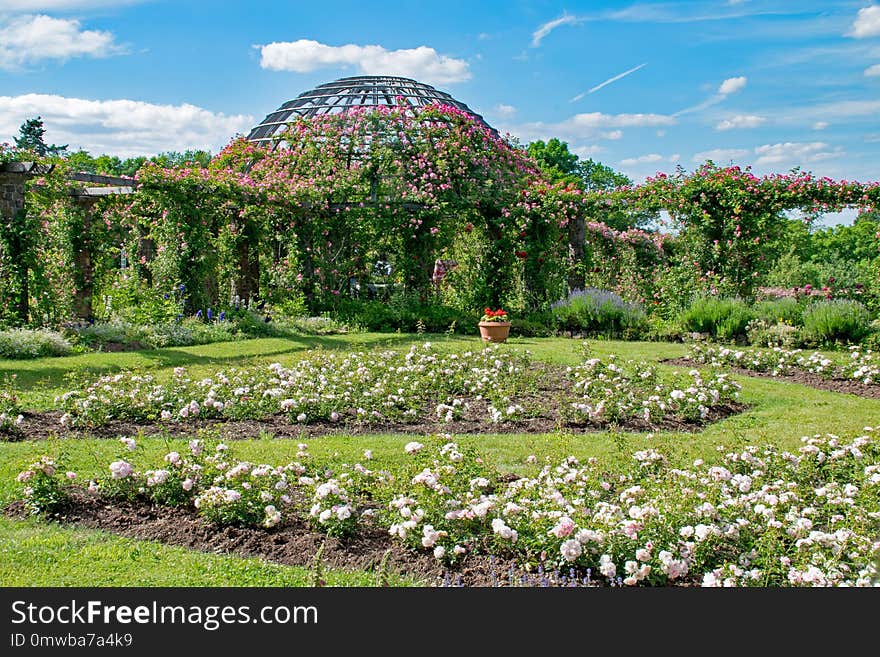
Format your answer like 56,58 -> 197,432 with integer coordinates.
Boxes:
10,116 -> 212,177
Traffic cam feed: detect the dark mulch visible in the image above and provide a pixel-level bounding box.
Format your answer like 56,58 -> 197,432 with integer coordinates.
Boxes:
3,493 -> 594,587
664,357 -> 880,400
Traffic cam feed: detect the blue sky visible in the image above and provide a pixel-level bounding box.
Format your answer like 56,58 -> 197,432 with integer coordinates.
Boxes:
1,1 -> 878,224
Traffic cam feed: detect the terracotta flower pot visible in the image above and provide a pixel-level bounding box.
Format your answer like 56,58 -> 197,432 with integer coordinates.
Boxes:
478,321 -> 511,343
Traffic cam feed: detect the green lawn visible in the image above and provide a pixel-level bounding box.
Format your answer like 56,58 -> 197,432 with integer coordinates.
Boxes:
2,334 -> 879,586
0,518 -> 414,587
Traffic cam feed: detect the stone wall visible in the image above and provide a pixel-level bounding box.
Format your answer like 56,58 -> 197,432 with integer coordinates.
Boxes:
0,172 -> 26,220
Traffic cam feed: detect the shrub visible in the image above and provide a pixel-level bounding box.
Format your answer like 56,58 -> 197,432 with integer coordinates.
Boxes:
864,320 -> 880,350
679,297 -> 753,342
282,315 -> 352,335
330,300 -> 476,334
745,319 -> 803,348
0,375 -> 23,436
70,317 -> 243,350
510,314 -> 554,338
229,309 -> 284,338
0,328 -> 73,359
644,316 -> 683,343
67,320 -> 130,348
551,288 -> 646,338
17,457 -> 70,515
144,318 -> 239,347
139,322 -> 196,348
753,297 -> 804,326
802,299 -> 871,345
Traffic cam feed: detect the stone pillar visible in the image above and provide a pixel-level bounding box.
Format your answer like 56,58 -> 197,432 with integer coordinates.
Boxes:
0,173 -> 26,217
0,172 -> 30,324
567,211 -> 586,292
231,213 -> 260,304
71,199 -> 96,320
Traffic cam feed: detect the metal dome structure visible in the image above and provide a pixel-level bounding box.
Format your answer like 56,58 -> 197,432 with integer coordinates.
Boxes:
246,75 -> 496,146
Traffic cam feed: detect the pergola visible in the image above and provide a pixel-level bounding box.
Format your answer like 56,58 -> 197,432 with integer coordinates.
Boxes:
247,75 -> 497,148
0,162 -> 136,321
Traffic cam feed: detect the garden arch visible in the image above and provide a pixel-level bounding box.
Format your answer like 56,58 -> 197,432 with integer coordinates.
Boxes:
0,162 -> 136,323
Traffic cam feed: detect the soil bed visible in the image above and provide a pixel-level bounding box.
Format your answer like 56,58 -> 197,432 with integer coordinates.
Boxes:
4,493 -> 601,587
664,357 -> 880,400
7,403 -> 747,442
0,362 -> 751,441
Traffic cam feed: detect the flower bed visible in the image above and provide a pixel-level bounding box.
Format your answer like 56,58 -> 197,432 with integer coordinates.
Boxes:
564,356 -> 740,424
0,376 -> 24,435
385,432 -> 880,586
689,345 -> 879,385
56,344 -> 533,429
17,428 -> 880,586
46,345 -> 741,435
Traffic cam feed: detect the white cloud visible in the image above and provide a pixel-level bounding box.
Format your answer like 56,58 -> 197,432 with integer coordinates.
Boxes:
0,93 -> 253,157
803,98 -> 880,120
621,152 -> 680,166
849,5 -> 880,38
754,98 -> 880,131
605,4 -> 768,23
559,112 -> 674,130
715,114 -> 765,130
508,111 -> 674,143
754,142 -> 843,166
531,12 -> 582,47
0,14 -> 123,69
866,63 -> 880,76
0,1 -> 148,11
718,76 -> 747,95
676,75 -> 748,116
692,148 -> 750,162
674,96 -> 723,116
571,144 -> 604,158
620,153 -> 664,166
257,39 -> 470,85
494,104 -> 516,117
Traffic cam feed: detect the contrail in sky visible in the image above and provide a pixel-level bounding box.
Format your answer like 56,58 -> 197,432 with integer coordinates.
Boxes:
570,62 -> 648,102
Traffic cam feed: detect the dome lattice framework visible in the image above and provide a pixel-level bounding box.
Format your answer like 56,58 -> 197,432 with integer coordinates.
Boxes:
246,75 -> 496,146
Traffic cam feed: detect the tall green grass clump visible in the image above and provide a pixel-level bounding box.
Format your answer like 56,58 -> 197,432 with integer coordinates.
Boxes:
753,297 -> 804,326
802,299 -> 871,345
679,297 -> 753,342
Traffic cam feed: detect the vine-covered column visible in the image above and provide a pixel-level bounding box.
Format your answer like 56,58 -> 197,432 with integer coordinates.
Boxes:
229,207 -> 261,304
70,198 -> 97,319
0,170 -> 34,324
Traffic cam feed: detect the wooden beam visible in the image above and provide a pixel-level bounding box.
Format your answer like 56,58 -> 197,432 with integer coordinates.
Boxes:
69,186 -> 136,197
67,171 -> 136,187
0,162 -> 55,175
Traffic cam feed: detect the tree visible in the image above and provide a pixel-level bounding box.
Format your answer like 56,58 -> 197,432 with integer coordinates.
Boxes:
94,155 -> 124,176
526,139 -> 580,184
527,139 -> 651,230
119,157 -> 148,177
152,150 -> 212,169
66,150 -> 97,174
13,117 -> 67,157
579,158 -> 631,192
